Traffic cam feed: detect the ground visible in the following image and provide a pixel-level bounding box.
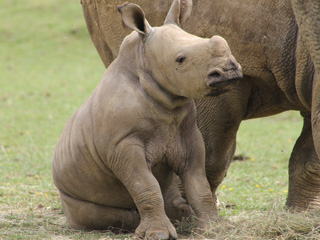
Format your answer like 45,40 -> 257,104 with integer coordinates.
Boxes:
1,0 -> 320,239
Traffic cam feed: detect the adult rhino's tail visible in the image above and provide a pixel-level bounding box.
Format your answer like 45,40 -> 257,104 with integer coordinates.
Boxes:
292,0 -> 320,157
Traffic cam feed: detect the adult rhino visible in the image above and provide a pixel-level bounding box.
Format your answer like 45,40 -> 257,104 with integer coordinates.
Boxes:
53,0 -> 242,239
81,0 -> 320,210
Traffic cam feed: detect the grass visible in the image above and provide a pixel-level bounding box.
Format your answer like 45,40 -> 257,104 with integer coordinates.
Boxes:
1,0 -> 320,239
219,113 -> 301,214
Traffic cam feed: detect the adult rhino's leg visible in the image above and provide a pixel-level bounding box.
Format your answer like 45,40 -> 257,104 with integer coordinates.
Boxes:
59,190 -> 140,230
81,0 -> 122,68
195,83 -> 249,202
291,0 -> 320,159
286,112 -> 320,210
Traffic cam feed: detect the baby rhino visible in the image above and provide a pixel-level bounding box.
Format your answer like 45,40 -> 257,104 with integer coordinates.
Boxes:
52,0 -> 242,239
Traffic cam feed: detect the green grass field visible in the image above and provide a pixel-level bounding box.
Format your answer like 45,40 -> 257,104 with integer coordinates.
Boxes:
1,0 -> 320,239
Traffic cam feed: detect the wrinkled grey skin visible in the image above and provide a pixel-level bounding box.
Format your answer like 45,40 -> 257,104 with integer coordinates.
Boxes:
81,0 -> 320,211
52,0 -> 242,239
288,0 -> 320,209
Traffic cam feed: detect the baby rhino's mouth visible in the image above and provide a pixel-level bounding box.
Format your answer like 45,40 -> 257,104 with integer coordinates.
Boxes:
207,68 -> 243,85
206,64 -> 243,96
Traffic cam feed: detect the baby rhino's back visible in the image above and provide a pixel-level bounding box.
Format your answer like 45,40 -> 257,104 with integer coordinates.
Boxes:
52,68 -> 148,209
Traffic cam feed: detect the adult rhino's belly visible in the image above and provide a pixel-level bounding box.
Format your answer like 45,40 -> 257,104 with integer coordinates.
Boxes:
243,80 -> 306,119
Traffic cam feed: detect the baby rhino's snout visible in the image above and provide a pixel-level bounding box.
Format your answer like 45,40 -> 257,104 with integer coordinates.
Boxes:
207,57 -> 243,88
205,37 -> 243,97
206,35 -> 243,89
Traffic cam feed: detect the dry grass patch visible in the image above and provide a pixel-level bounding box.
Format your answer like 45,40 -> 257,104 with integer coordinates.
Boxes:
175,203 -> 320,239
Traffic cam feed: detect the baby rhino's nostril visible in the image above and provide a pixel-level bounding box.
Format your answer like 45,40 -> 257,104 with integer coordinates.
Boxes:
229,60 -> 237,69
223,59 -> 238,71
208,71 -> 221,79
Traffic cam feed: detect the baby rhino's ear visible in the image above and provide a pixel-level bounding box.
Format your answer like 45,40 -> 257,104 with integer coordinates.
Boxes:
118,3 -> 152,36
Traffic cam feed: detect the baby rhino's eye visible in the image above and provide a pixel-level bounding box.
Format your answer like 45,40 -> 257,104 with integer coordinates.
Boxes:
176,56 -> 186,64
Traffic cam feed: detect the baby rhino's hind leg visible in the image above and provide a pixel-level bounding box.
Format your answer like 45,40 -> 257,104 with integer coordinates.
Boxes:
163,175 -> 194,222
59,191 -> 140,231
152,164 -> 193,222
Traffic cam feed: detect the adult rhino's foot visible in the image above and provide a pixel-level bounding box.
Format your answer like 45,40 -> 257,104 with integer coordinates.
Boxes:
286,114 -> 320,211
135,216 -> 177,240
286,161 -> 320,211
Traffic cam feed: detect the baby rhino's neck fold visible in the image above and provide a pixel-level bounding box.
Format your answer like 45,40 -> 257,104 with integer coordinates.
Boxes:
138,69 -> 190,111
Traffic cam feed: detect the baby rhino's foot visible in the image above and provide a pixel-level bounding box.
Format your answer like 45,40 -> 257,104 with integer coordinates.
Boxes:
165,196 -> 194,222
135,216 -> 177,240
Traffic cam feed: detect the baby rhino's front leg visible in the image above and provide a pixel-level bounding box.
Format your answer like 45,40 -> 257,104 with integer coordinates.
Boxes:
178,129 -> 218,229
111,141 -> 177,240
